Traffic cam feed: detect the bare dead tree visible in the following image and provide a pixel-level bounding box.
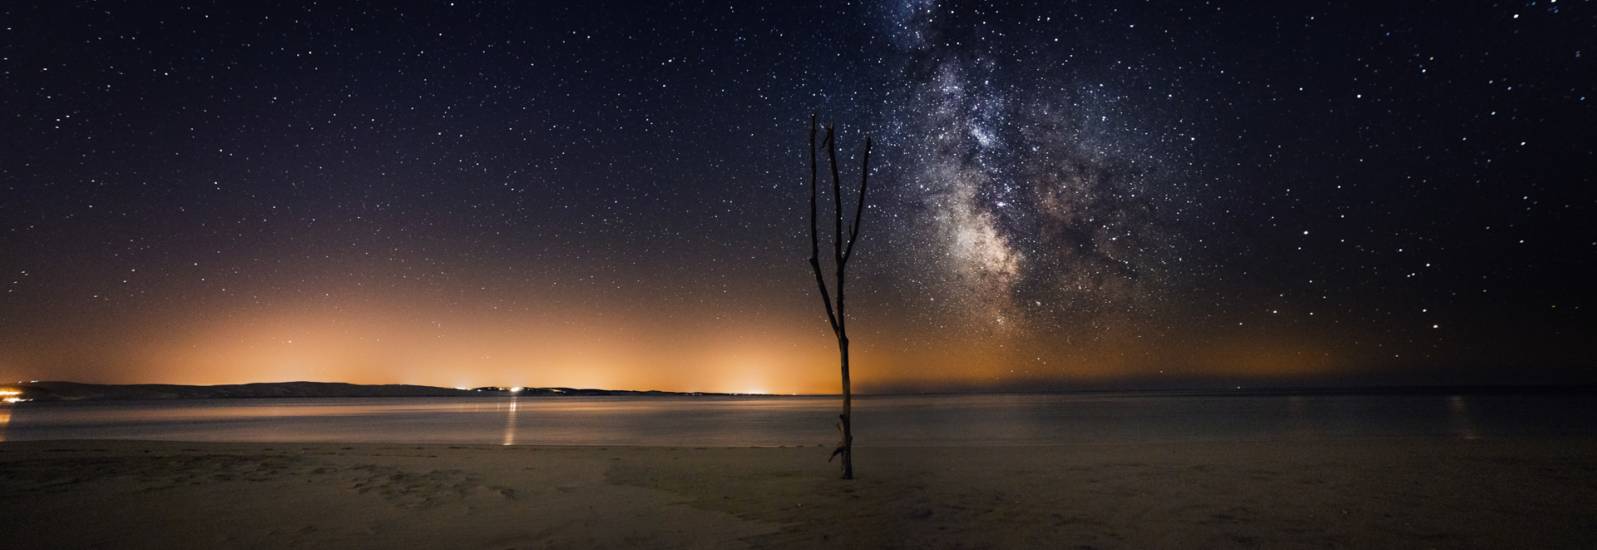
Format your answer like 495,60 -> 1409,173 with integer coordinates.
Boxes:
806,114 -> 872,480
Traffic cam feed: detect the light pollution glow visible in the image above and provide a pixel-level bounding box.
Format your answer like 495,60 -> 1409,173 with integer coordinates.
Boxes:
0,286 -> 1359,394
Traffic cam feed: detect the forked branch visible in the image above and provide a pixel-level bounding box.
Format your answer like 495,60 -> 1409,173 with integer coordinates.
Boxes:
844,138 -> 872,263
803,113 -> 872,480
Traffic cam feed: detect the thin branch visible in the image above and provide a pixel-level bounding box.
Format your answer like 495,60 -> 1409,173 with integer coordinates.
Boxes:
807,115 -> 840,334
843,137 -> 872,264
826,126 -> 846,334
827,126 -> 843,275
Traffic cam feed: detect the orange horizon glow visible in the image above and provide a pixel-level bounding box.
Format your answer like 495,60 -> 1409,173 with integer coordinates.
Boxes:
0,289 -> 1375,394
0,262 -> 1421,394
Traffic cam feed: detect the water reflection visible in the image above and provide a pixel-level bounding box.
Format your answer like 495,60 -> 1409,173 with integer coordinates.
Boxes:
1283,395 -> 1314,439
0,393 -> 1590,446
501,396 -> 519,446
1448,395 -> 1479,440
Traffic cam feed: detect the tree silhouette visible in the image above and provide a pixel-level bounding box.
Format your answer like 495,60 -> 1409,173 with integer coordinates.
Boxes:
806,114 -> 872,480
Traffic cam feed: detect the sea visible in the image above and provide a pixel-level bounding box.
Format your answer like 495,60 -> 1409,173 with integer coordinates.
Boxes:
2,391 -> 1594,446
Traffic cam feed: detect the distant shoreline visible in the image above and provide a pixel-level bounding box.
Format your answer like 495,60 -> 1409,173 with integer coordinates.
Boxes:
3,381 -> 767,403
4,380 -> 1594,403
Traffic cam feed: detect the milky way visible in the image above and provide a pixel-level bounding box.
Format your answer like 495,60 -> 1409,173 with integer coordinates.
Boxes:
879,4 -> 1201,342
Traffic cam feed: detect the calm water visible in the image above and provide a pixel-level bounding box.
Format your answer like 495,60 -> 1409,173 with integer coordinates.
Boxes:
2,393 -> 1594,446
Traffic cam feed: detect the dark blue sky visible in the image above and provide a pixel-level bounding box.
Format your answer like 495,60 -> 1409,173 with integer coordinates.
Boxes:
1,1 -> 1593,389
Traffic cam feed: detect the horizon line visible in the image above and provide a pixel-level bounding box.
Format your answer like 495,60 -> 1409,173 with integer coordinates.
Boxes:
13,379 -> 1597,398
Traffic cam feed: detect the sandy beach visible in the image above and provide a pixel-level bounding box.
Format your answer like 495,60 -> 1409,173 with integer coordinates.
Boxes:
2,438 -> 1594,549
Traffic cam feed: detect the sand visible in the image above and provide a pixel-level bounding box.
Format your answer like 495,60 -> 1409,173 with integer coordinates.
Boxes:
2,438 -> 1595,549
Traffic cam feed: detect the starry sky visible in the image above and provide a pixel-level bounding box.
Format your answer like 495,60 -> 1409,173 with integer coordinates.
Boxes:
2,1 -> 1593,392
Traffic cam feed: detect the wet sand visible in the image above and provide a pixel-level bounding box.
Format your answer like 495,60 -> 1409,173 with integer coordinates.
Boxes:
2,438 -> 1595,549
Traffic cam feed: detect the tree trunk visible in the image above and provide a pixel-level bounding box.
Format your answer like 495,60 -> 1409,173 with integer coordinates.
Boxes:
838,335 -> 853,479
806,114 -> 871,480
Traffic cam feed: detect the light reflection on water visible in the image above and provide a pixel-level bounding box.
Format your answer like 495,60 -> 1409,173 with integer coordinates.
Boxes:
1449,395 -> 1479,440
501,396 -> 518,446
0,393 -> 1592,447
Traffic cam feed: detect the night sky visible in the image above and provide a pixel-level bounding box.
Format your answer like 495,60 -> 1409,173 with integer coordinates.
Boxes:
2,1 -> 1593,392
